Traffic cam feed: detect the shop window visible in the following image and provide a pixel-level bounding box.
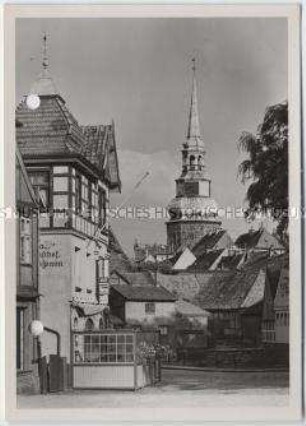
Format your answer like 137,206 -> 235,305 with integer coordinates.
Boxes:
20,217 -> 32,264
145,302 -> 155,315
28,171 -> 50,208
75,333 -> 135,364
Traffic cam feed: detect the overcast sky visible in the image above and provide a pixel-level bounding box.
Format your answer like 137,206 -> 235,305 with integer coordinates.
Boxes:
16,18 -> 288,255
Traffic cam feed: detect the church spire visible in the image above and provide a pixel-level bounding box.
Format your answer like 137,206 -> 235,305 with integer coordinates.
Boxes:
187,58 -> 202,141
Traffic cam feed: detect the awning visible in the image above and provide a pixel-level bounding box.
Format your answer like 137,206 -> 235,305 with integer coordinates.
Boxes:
72,302 -> 106,317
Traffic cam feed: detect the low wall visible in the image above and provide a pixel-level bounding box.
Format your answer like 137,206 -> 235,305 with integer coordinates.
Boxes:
176,344 -> 289,369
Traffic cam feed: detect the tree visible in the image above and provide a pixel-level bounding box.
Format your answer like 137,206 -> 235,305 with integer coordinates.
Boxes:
238,101 -> 288,239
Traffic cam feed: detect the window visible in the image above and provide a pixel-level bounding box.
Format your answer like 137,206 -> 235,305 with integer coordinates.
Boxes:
75,173 -> 82,214
159,326 -> 168,335
73,318 -> 79,330
28,171 -> 50,208
74,333 -> 135,364
88,183 -> 92,220
145,302 -> 155,315
16,308 -> 24,370
189,155 -> 195,170
20,217 -> 32,264
98,188 -> 106,227
97,259 -> 106,280
85,318 -> 94,331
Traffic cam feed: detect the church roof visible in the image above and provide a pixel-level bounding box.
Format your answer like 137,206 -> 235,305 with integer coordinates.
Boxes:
186,58 -> 204,148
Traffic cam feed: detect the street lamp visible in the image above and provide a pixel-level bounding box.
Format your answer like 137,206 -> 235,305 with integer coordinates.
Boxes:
29,320 -> 61,356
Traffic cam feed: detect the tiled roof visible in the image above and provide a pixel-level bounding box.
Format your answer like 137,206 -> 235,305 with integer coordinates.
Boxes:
175,299 -> 210,317
217,252 -> 244,270
82,125 -> 108,168
235,229 -> 262,249
117,270 -> 156,287
109,228 -> 134,273
16,146 -> 39,207
157,272 -> 212,301
235,228 -> 284,251
111,284 -> 177,302
187,249 -> 223,271
16,95 -> 86,157
191,230 -> 227,257
195,269 -> 262,310
82,124 -> 121,190
16,95 -> 121,189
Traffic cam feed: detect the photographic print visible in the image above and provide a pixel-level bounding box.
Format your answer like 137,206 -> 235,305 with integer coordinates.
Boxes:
3,4 -> 302,423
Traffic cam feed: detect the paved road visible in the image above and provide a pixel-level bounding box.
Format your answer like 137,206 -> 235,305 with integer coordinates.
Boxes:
18,368 -> 289,410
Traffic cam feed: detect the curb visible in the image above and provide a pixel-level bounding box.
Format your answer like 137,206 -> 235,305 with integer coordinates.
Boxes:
162,365 -> 289,373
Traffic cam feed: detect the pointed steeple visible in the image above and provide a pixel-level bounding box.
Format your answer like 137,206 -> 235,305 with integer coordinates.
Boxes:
187,58 -> 202,142
30,33 -> 58,96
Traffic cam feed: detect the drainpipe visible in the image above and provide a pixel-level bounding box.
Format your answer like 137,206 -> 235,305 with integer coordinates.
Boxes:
44,326 -> 61,356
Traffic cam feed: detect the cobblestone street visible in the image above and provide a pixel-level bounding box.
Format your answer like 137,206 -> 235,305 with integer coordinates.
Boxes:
18,368 -> 289,409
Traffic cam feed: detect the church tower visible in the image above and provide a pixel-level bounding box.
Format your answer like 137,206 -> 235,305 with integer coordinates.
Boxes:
166,59 -> 222,251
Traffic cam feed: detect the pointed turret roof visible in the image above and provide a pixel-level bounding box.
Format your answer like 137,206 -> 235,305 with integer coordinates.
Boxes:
186,58 -> 204,148
30,33 -> 58,96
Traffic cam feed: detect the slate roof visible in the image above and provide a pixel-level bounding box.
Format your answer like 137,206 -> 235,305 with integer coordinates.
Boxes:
191,230 -> 227,257
187,249 -> 223,271
111,284 -> 177,302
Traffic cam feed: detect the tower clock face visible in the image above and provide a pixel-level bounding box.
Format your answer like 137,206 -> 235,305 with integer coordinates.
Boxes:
199,180 -> 210,197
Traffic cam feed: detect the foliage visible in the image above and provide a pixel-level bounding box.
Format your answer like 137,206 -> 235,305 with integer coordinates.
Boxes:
238,101 -> 288,238
136,341 -> 171,364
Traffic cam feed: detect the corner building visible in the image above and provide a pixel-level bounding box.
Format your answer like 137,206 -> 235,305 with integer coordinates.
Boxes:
16,46 -> 121,365
167,60 -> 221,251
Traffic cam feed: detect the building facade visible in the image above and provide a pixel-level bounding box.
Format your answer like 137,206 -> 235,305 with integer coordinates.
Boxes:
166,59 -> 221,251
16,147 -> 40,393
16,38 -> 121,367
